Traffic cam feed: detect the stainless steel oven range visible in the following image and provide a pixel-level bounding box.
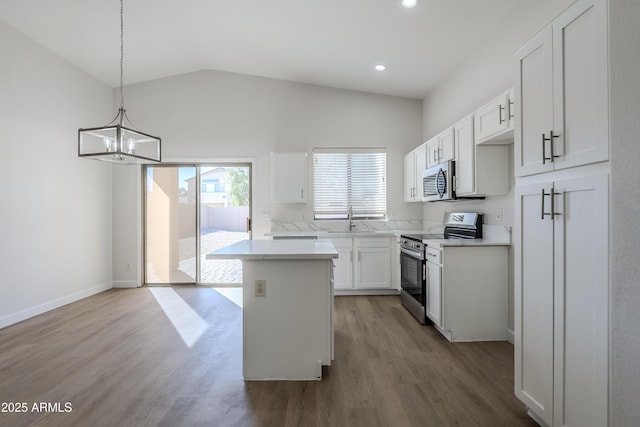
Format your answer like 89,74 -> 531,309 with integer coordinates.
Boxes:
399,212 -> 483,324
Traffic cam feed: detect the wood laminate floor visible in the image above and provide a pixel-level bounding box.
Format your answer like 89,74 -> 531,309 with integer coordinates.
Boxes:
0,288 -> 537,427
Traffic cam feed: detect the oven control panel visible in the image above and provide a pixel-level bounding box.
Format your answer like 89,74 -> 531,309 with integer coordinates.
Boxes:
400,238 -> 425,251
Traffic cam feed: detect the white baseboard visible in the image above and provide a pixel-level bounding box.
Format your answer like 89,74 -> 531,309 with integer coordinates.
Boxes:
507,328 -> 515,344
112,280 -> 140,289
0,281 -> 112,329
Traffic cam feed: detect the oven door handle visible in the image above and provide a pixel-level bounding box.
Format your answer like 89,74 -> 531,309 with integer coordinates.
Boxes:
401,246 -> 424,260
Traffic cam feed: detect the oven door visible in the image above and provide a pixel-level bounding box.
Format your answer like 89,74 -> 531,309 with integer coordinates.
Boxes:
400,246 -> 425,305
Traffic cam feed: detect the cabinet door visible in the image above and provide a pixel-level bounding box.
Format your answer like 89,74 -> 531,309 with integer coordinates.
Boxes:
355,238 -> 390,289
425,260 -> 441,327
271,152 -> 307,203
552,0 -> 608,171
426,136 -> 440,168
475,91 -> 511,144
438,127 -> 455,163
453,115 -> 475,195
331,238 -> 353,290
403,152 -> 417,202
414,144 -> 427,200
514,27 -> 554,177
514,181 -> 554,426
552,174 -> 608,427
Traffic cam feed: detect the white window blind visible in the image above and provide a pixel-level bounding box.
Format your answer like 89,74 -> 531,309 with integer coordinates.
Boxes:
313,149 -> 387,220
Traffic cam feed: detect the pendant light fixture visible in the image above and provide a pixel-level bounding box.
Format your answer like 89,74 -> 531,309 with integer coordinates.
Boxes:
78,0 -> 161,164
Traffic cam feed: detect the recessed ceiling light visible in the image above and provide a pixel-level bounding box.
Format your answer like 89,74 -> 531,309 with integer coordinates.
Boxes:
374,64 -> 387,71
401,0 -> 418,8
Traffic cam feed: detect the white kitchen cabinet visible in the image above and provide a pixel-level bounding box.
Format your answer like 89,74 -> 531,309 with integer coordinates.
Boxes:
474,88 -> 514,145
403,143 -> 427,202
425,247 -> 442,328
424,242 -> 508,342
271,152 -> 307,203
330,238 -> 353,290
514,174 -> 608,427
354,237 -> 391,289
426,127 -> 454,168
454,114 -> 509,197
513,0 -> 608,177
330,236 -> 393,292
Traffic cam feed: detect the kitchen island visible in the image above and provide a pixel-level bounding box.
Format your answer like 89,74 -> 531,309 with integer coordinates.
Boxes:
206,239 -> 338,380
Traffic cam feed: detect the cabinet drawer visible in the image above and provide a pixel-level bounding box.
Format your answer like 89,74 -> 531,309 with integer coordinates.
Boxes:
356,237 -> 391,248
425,247 -> 441,264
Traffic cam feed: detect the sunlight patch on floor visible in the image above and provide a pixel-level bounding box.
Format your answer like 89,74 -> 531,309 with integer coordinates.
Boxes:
212,287 -> 243,308
149,287 -> 209,348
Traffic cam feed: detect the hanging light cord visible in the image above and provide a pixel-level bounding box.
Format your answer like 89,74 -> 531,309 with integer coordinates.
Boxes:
119,0 -> 124,110
105,0 -> 141,129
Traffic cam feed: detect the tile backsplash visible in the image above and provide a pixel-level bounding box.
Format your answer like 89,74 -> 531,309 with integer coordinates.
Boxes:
270,219 -> 423,234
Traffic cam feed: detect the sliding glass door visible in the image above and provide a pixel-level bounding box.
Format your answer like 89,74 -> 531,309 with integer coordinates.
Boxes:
144,164 -> 251,285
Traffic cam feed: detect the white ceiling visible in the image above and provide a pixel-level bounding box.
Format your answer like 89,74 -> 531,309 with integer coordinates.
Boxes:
0,0 -> 524,99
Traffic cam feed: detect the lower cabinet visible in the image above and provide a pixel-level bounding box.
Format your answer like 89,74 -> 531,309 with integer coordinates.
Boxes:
330,236 -> 393,293
331,238 -> 353,290
425,242 -> 508,342
425,248 -> 442,328
514,173 -> 608,427
355,237 -> 391,289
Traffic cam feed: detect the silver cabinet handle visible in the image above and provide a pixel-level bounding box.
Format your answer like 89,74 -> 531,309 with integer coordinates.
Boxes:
543,130 -> 560,163
509,101 -> 514,119
541,188 -> 550,219
499,104 -> 505,124
541,187 -> 561,220
550,187 -> 561,218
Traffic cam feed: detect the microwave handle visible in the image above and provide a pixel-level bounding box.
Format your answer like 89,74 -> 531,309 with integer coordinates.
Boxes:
437,168 -> 446,198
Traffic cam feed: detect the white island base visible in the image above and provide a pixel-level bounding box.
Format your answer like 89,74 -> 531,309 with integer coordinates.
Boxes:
206,239 -> 337,381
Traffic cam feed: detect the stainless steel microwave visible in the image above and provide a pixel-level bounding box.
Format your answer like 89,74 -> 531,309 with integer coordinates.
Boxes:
423,161 -> 455,201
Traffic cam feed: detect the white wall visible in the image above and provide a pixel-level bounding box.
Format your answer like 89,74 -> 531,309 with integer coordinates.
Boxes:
112,70 -> 423,283
609,0 -> 640,425
0,21 -> 114,327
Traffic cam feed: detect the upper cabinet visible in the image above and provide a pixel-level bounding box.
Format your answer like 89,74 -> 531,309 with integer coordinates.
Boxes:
454,114 -> 509,197
427,127 -> 455,168
474,88 -> 514,145
271,152 -> 307,203
404,143 -> 427,202
453,115 -> 476,196
513,0 -> 608,177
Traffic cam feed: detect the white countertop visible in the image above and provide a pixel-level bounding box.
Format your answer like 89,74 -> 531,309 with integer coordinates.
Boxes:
206,239 -> 339,260
424,238 -> 511,248
268,230 -> 402,238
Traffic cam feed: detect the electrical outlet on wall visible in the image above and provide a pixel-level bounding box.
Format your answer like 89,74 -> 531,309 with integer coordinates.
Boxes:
496,208 -> 503,222
255,280 -> 266,297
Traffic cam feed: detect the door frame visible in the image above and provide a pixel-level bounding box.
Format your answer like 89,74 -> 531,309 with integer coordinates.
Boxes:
142,160 -> 254,285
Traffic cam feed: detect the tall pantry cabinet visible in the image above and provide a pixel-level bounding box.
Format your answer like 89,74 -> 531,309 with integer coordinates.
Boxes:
512,1 -> 609,426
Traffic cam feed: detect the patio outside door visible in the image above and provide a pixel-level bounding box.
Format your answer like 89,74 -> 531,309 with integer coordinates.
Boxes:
144,164 -> 251,285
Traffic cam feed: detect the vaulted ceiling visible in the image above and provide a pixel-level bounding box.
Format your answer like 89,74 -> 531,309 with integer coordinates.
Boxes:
0,0 -> 525,98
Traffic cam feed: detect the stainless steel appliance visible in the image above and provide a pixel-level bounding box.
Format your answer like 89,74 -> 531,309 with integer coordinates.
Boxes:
399,212 -> 483,324
422,160 -> 485,202
422,160 -> 455,201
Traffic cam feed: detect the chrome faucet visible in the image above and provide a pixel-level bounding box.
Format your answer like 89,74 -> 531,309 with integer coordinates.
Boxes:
348,206 -> 356,231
